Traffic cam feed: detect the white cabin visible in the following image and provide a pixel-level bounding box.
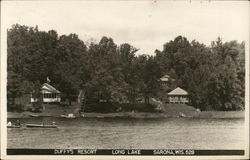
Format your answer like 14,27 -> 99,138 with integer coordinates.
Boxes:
160,74 -> 170,85
31,83 -> 61,103
168,87 -> 189,104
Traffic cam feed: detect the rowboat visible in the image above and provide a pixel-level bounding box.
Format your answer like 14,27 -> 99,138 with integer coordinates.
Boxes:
38,115 -> 52,117
29,114 -> 39,117
97,116 -> 105,118
60,115 -> 68,118
60,113 -> 75,118
29,114 -> 52,117
7,125 -> 21,128
26,124 -> 57,128
7,121 -> 22,128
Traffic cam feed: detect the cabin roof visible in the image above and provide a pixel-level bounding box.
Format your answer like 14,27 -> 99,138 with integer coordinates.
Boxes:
160,74 -> 170,82
41,83 -> 61,93
168,87 -> 188,95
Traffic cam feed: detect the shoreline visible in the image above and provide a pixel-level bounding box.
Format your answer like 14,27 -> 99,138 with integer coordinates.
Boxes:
7,110 -> 245,119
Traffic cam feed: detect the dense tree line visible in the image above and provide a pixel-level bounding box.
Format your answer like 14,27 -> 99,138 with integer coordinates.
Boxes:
7,24 -> 245,111
156,36 -> 245,111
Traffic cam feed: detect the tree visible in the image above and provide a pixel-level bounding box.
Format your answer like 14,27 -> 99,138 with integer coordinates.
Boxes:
159,36 -> 245,111
7,24 -> 245,112
7,24 -> 40,107
55,34 -> 87,105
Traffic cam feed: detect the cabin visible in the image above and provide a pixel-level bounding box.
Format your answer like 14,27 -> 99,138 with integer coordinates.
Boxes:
31,83 -> 61,103
168,87 -> 189,104
159,74 -> 170,85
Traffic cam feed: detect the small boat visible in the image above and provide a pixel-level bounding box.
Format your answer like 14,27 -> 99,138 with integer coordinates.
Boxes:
60,114 -> 68,118
29,114 -> 39,117
26,124 -> 57,128
7,125 -> 21,128
97,116 -> 105,118
67,113 -> 75,118
7,121 -> 22,128
61,113 -> 75,118
39,115 -> 52,117
178,112 -> 186,118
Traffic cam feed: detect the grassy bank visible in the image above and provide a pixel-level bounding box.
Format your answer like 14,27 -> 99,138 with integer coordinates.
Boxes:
162,104 -> 245,118
7,103 -> 245,119
191,111 -> 245,119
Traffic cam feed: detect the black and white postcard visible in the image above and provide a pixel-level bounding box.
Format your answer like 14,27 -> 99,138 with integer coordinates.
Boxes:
1,0 -> 249,160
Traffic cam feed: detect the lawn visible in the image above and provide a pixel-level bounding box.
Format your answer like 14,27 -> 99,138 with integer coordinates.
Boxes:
7,103 -> 245,119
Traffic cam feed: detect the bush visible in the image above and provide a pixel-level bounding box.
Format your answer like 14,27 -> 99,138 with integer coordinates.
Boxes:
7,104 -> 25,112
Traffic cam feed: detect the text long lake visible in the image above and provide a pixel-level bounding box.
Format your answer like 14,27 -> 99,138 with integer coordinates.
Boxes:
7,117 -> 245,149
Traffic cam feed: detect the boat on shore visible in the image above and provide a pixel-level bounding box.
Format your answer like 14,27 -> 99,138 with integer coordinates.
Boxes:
97,116 -> 105,118
29,114 -> 39,117
60,113 -> 76,118
26,124 -> 57,128
178,112 -> 186,118
60,115 -> 68,118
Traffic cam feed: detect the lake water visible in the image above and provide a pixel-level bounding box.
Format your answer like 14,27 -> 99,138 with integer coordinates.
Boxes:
7,117 -> 245,149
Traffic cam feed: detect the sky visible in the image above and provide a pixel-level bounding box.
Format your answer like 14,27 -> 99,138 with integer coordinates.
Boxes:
2,1 -> 249,55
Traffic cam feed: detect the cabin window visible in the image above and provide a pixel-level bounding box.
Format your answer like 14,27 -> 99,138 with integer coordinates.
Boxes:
43,93 -> 57,98
52,93 -> 56,98
44,93 -> 50,98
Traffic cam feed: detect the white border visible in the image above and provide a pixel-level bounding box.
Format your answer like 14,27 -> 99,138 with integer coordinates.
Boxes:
244,1 -> 250,158
1,0 -> 8,158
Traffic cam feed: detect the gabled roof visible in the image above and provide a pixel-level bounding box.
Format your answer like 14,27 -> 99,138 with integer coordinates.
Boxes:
168,87 -> 188,95
41,83 -> 61,93
160,74 -> 170,82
